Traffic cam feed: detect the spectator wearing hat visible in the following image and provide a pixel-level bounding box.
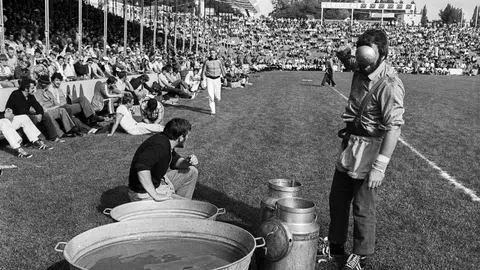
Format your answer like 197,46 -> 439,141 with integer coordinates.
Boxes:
5,78 -> 70,143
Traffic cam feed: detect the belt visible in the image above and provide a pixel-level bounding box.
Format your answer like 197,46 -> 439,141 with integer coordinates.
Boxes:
206,75 -> 221,79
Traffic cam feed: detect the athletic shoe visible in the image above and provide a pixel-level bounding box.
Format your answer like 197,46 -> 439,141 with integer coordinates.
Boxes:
32,140 -> 54,150
342,254 -> 366,270
52,137 -> 66,143
15,147 -> 33,158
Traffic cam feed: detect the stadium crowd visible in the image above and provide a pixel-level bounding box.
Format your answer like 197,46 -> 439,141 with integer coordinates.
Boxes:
1,0 -> 479,159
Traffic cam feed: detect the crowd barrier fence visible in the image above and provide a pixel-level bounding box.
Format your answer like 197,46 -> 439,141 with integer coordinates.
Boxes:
0,74 -> 159,111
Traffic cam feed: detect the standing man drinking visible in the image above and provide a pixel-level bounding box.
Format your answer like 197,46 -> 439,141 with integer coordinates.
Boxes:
201,49 -> 226,116
128,118 -> 199,201
320,29 -> 405,270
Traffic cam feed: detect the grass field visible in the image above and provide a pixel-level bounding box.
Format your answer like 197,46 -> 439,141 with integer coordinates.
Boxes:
0,71 -> 479,270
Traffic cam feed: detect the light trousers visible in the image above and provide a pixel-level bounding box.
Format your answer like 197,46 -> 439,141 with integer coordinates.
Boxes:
0,115 -> 41,149
128,167 -> 199,201
124,122 -> 164,135
206,77 -> 222,114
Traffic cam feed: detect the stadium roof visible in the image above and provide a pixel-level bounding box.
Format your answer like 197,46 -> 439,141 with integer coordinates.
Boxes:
223,0 -> 259,12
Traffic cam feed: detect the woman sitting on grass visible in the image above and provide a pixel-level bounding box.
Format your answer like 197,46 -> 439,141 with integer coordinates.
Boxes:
107,93 -> 164,136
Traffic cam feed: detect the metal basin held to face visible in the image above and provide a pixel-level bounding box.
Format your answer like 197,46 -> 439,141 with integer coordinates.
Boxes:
103,200 -> 226,221
55,218 -> 266,270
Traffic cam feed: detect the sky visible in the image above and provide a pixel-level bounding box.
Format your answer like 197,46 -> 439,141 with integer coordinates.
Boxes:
365,0 -> 478,21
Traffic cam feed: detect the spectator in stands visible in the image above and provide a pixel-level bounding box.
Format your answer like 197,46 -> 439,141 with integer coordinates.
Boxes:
6,47 -> 18,71
91,76 -> 123,114
0,54 -> 16,88
107,93 -> 164,136
14,60 -> 31,80
31,59 -> 50,81
98,56 -> 115,77
86,57 -> 105,79
0,108 -> 52,158
140,98 -> 164,125
5,78 -> 71,142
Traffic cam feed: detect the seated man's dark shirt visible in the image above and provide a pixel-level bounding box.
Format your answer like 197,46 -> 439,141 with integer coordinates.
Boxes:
129,133 -> 181,193
6,89 -> 45,116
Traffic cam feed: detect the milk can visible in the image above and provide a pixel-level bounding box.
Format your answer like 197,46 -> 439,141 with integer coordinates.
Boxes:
258,197 -> 320,270
260,179 -> 302,225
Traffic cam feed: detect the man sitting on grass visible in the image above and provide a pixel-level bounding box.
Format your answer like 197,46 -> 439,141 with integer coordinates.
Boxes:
128,118 -> 198,201
0,108 -> 53,158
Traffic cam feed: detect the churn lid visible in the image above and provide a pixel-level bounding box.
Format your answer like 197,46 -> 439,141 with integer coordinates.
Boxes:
257,218 -> 293,262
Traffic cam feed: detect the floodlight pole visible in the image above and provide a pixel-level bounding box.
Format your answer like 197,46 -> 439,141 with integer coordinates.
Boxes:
78,0 -> 82,51
45,0 -> 50,53
104,0 -> 108,54
0,0 -> 4,54
153,0 -> 158,50
174,0 -> 178,54
140,0 -> 144,52
320,7 -> 323,25
124,0 -> 127,55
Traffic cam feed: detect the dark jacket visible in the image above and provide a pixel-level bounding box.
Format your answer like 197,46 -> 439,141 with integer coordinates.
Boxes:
5,89 -> 45,116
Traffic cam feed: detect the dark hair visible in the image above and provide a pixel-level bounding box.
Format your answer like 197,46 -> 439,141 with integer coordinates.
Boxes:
57,55 -> 64,61
121,92 -> 134,104
146,99 -> 158,110
106,76 -> 117,85
161,66 -> 169,72
356,29 -> 389,60
140,74 -> 149,82
19,77 -> 37,91
163,118 -> 192,140
117,71 -> 127,79
51,72 -> 63,82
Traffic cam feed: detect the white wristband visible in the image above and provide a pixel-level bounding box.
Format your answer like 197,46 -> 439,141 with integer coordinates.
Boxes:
376,154 -> 390,164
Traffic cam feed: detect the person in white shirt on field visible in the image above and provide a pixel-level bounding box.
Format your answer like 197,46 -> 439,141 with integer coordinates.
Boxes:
108,93 -> 164,136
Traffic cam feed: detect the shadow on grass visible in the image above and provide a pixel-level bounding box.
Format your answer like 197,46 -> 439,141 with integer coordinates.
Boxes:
166,104 -> 211,115
46,259 -> 70,270
193,183 -> 261,233
96,185 -> 131,214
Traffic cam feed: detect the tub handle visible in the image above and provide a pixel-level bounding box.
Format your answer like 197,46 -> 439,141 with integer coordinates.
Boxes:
209,208 -> 226,220
54,242 -> 67,253
254,237 -> 266,248
314,213 -> 318,222
103,208 -> 112,216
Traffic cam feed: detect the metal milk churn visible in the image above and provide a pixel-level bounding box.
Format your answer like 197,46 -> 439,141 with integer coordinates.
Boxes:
258,197 -> 320,270
260,179 -> 302,225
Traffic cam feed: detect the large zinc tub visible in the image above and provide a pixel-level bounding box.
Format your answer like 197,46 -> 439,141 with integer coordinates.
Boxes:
55,219 -> 265,270
103,200 -> 226,221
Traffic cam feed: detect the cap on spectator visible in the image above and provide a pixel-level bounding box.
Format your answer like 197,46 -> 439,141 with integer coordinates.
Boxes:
38,75 -> 50,85
0,54 -> 7,61
86,58 -> 93,63
102,56 -> 109,61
